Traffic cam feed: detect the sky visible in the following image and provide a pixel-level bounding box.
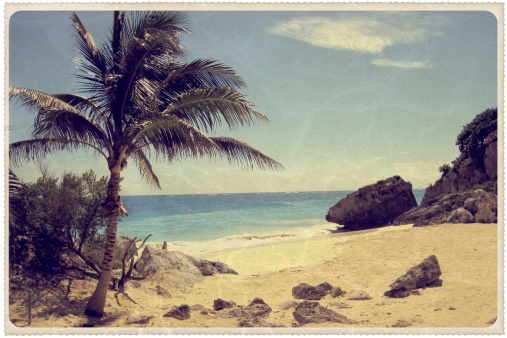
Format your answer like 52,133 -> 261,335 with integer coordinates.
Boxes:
8,9 -> 498,195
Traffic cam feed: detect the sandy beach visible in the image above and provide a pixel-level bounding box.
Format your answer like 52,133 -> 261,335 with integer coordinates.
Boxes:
8,222 -> 499,332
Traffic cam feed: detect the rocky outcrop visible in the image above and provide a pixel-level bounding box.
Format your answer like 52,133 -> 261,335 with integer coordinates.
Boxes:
422,132 -> 497,205
135,246 -> 237,288
292,301 -> 356,325
384,255 -> 441,298
326,176 -> 418,230
393,189 -> 497,226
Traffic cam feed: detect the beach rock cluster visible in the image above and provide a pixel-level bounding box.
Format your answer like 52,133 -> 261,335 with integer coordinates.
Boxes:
326,176 -> 418,230
393,189 -> 497,226
384,255 -> 442,298
292,282 -> 345,300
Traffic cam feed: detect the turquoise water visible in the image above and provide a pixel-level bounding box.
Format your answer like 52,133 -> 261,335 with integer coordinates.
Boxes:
119,190 -> 425,242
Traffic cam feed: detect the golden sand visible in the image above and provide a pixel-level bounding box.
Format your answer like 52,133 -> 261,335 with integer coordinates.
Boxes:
7,223 -> 499,332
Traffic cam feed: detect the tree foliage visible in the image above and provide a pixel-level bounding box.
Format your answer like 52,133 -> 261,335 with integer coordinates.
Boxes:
454,107 -> 497,168
9,170 -> 109,274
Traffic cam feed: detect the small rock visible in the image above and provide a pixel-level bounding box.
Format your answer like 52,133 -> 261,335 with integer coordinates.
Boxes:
487,317 -> 497,325
190,304 -> 206,311
330,287 -> 345,298
330,302 -> 352,309
156,285 -> 171,298
164,304 -> 190,320
162,241 -> 168,250
217,299 -> 272,319
393,319 -> 412,327
277,300 -> 299,311
347,290 -> 372,300
126,313 -> 152,325
238,320 -> 254,327
292,282 -> 330,300
293,301 -> 356,324
238,318 -> 286,327
213,298 -> 236,311
384,288 -> 410,298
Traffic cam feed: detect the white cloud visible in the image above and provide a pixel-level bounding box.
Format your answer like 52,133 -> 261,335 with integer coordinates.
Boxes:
268,13 -> 448,54
370,58 -> 433,69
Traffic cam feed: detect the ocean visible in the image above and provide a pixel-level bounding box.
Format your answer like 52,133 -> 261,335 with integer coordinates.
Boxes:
119,190 -> 426,243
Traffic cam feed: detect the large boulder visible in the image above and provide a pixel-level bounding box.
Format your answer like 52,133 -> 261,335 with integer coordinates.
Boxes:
326,176 -> 418,230
384,255 -> 441,298
135,246 -> 237,288
136,246 -> 202,276
292,301 -> 355,325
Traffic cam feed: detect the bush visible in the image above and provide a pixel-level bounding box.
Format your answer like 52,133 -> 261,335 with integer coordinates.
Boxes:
438,164 -> 451,177
454,108 -> 497,168
9,170 -> 109,274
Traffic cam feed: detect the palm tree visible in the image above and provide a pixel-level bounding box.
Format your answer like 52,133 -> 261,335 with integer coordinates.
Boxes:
9,11 -> 283,317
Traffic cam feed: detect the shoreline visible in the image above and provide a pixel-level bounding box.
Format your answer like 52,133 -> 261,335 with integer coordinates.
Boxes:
143,222 -> 413,259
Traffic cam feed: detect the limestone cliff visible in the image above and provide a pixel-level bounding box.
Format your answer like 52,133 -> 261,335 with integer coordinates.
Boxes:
421,131 -> 497,205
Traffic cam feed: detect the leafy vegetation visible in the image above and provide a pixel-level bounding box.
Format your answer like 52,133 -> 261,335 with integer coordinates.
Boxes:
9,169 -> 109,275
435,107 -> 497,179
453,107 -> 497,168
438,164 -> 451,177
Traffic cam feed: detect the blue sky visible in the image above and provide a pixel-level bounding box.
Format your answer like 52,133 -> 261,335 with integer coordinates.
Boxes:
8,10 -> 498,195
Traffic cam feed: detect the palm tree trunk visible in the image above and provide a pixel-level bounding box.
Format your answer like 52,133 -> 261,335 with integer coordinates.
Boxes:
84,170 -> 121,317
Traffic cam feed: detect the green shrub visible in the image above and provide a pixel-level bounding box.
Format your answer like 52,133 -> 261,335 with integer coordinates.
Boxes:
454,108 -> 497,168
9,170 -> 109,273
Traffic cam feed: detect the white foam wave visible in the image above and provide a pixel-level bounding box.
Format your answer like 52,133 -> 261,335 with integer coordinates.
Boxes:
146,222 -> 342,258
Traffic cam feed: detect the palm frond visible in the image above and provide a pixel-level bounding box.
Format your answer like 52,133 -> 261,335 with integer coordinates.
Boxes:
162,86 -> 268,132
145,59 -> 247,111
9,170 -> 25,198
9,139 -> 79,167
71,12 -> 108,78
122,11 -> 189,52
51,94 -> 112,132
210,137 -> 284,171
33,108 -> 110,151
10,87 -> 110,150
130,114 -> 217,161
129,149 -> 160,188
10,86 -> 82,116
